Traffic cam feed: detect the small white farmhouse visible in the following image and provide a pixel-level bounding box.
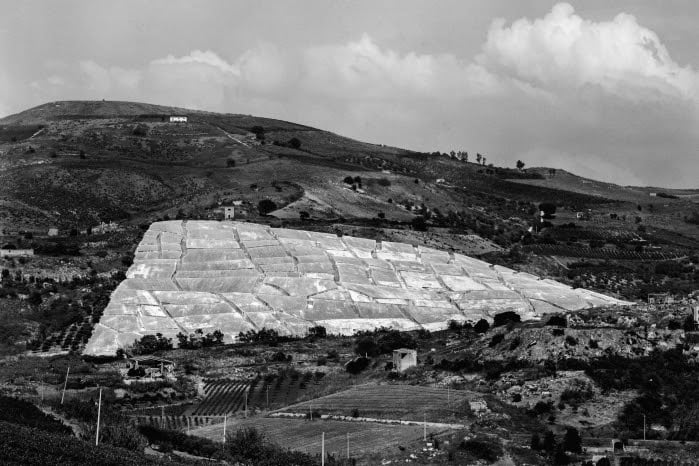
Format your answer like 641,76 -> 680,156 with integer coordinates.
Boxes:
169,116 -> 188,123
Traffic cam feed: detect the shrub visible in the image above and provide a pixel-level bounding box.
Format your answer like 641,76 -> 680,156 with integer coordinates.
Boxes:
377,178 -> 391,186
565,335 -> 578,346
474,319 -> 490,334
489,334 -> 505,347
355,337 -> 380,357
562,427 -> 582,453
131,333 -> 173,354
411,216 -> 427,231
345,357 -> 370,374
459,439 -> 502,462
493,311 -> 520,327
226,158 -> 236,167
257,199 -> 277,216
509,337 -> 521,350
547,315 -> 568,327
288,137 -> 301,149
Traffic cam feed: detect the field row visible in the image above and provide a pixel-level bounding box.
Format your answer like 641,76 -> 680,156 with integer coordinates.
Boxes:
191,417 -> 442,457
524,244 -> 683,260
283,384 -> 478,422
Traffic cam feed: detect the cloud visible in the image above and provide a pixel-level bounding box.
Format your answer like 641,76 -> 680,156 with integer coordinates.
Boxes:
4,3 -> 698,187
301,34 -> 501,101
479,3 -> 699,101
79,60 -> 141,95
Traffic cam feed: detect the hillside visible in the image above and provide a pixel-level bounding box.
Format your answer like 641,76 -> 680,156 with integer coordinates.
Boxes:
0,100 -> 621,233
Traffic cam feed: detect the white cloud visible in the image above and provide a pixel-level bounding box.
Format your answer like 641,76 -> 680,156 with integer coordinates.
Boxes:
479,3 -> 699,101
79,60 -> 141,95
301,34 -> 501,101
4,3 -> 697,187
152,50 -> 239,76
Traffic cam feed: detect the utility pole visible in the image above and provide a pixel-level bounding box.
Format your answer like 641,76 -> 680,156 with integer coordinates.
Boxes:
61,367 -> 70,404
423,412 -> 426,441
245,393 -> 248,418
95,387 -> 102,446
310,404 -> 312,421
161,405 -> 164,426
266,385 -> 269,410
187,417 -> 190,435
347,432 -> 350,459
321,432 -> 325,466
643,414 -> 646,441
223,414 -> 227,443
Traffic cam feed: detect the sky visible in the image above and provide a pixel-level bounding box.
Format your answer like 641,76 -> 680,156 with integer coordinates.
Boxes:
1,0 -> 698,187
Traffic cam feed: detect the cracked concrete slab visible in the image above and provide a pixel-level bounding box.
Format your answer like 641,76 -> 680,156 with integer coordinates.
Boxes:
84,221 -> 633,355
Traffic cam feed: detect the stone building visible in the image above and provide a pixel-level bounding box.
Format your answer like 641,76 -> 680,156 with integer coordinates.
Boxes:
392,348 -> 417,372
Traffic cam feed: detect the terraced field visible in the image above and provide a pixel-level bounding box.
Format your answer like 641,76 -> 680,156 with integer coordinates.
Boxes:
84,220 -> 631,355
191,417 -> 442,458
280,383 -> 480,422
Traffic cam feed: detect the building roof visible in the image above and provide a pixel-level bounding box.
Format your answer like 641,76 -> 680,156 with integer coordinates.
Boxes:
393,348 -> 417,354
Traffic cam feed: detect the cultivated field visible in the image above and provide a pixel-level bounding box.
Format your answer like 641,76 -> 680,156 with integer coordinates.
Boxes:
280,383 -> 481,422
191,416 -> 443,460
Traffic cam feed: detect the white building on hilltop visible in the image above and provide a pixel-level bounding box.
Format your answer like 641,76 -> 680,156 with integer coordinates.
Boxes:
169,116 -> 188,123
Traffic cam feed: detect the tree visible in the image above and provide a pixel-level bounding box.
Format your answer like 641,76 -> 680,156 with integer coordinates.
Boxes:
299,211 -> 310,220
257,199 -> 277,216
539,203 -> 557,219
288,137 -> 301,149
476,153 -> 482,164
251,126 -> 265,141
79,150 -> 86,159
530,433 -> 541,450
411,216 -> 427,231
516,160 -> 525,170
474,319 -> 490,334
343,176 -> 354,185
493,311 -> 520,327
226,158 -> 236,167
308,326 -> 326,338
355,337 -> 380,357
562,427 -> 582,453
543,430 -> 556,452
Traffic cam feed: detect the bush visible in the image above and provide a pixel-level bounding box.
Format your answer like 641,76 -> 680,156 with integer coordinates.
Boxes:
0,396 -> 71,435
411,216 -> 427,231
257,199 -> 277,216
131,333 -> 173,354
493,311 -> 520,327
547,315 -> 568,327
377,178 -> 391,186
562,427 -> 582,453
489,334 -> 505,347
345,357 -> 370,374
459,439 -> 502,462
474,319 -> 490,334
355,337 -> 380,357
288,137 -> 301,149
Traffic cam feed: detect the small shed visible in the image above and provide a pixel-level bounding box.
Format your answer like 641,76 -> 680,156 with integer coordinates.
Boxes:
47,228 -> 59,237
223,206 -> 235,220
392,348 -> 417,372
